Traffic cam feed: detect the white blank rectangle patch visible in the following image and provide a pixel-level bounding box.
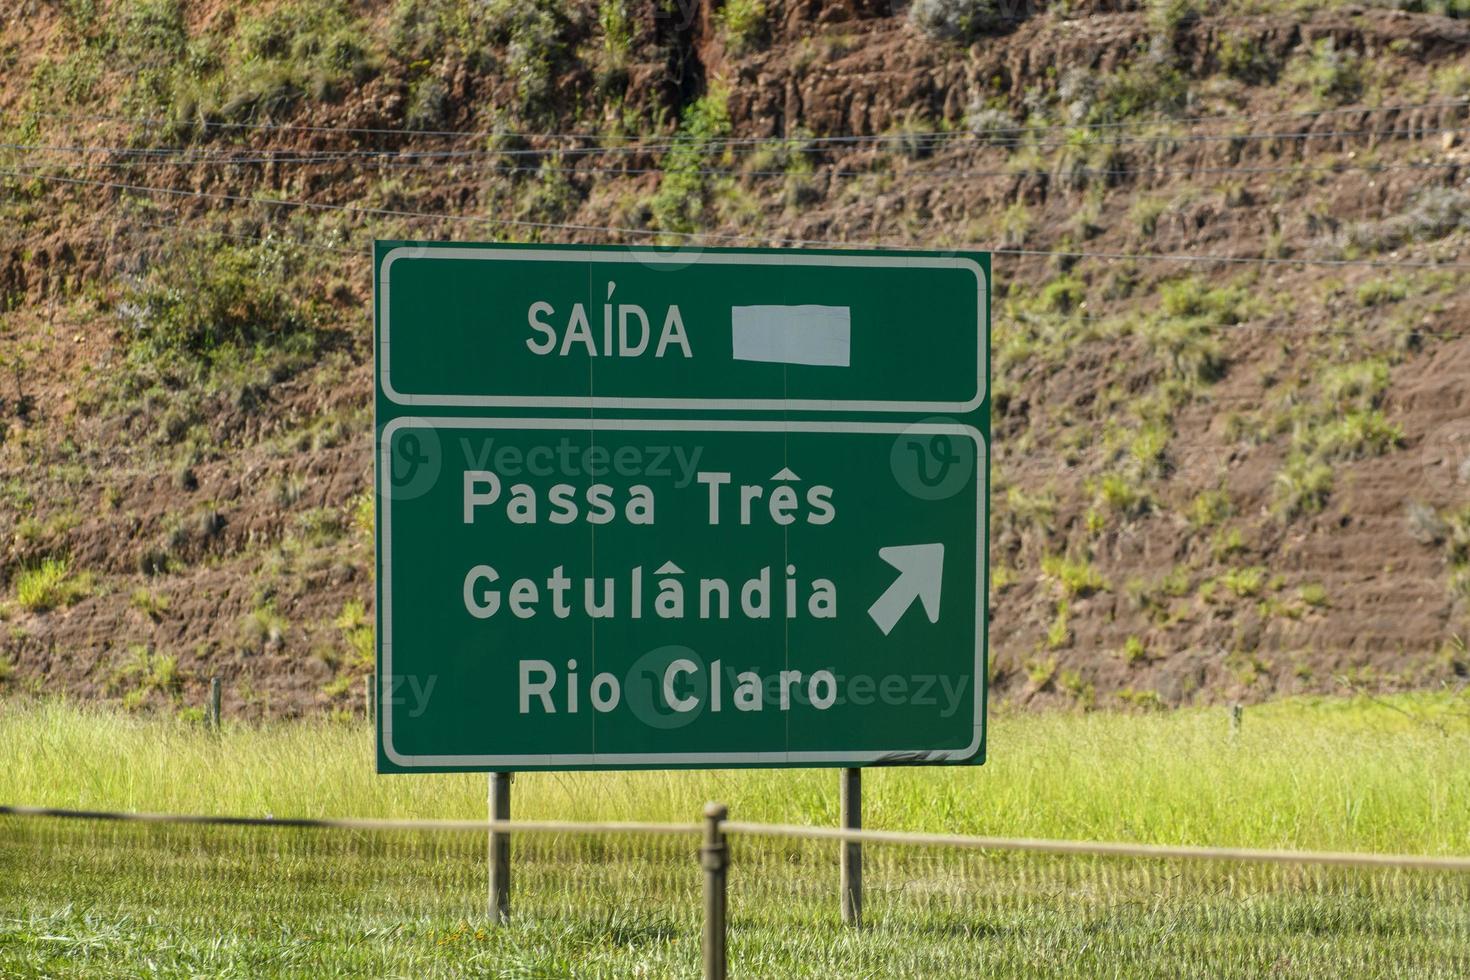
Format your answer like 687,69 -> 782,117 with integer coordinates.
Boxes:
731,305 -> 851,367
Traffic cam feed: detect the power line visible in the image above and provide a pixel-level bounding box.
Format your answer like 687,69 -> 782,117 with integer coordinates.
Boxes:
1003,314 -> 1467,339
8,141 -> 1466,183
998,246 -> 1470,270
15,125 -> 1465,163
913,96 -> 1470,138
130,218 -> 361,255
1,166 -> 636,238
27,97 -> 1470,147
115,216 -> 1470,337
10,165 -> 1470,271
20,114 -> 1470,161
87,213 -> 1470,342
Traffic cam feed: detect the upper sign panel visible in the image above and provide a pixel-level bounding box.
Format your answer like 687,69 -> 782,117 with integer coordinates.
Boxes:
375,242 -> 987,413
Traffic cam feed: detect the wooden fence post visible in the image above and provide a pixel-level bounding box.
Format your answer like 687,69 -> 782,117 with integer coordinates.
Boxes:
702,801 -> 729,980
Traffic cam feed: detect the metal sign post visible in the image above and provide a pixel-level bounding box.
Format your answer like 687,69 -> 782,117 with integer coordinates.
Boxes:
840,767 -> 862,927
488,772 -> 511,923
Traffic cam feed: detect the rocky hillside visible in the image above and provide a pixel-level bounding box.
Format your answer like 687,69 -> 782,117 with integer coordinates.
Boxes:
1,0 -> 1468,717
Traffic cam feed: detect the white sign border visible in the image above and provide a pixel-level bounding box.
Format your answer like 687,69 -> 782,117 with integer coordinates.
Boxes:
379,416 -> 987,769
377,247 -> 987,414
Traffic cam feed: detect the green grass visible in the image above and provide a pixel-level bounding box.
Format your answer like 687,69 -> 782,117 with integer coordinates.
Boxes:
1158,277 -> 1249,324
1299,582 -> 1329,608
1286,36 -> 1364,106
127,586 -> 168,620
1311,409 -> 1405,461
1274,451 -> 1334,518
651,89 -> 732,235
1091,470 -> 1150,518
120,235 -> 324,356
1,696 -> 1468,976
1218,565 -> 1267,598
3,694 -> 1469,844
717,0 -> 767,54
12,559 -> 91,612
1037,275 -> 1085,314
1040,554 -> 1107,599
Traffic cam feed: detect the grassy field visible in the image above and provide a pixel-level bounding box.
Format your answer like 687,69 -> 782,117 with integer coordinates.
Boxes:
1,694 -> 1469,976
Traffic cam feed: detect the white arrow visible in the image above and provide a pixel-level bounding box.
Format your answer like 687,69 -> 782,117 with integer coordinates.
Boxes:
867,543 -> 945,636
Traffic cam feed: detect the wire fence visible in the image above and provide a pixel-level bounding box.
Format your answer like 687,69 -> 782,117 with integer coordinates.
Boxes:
2,803 -> 1468,977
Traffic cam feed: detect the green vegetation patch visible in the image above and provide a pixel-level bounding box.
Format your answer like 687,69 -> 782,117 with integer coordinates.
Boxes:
389,0 -> 501,70
119,236 -> 324,356
1285,38 -> 1363,107
482,0 -> 585,122
1041,554 -> 1108,598
108,645 -> 183,709
908,0 -> 1009,43
13,558 -> 92,612
1128,276 -> 1253,388
194,0 -> 376,122
1441,505 -> 1470,598
1273,358 -> 1404,518
1090,471 -> 1151,519
718,0 -> 768,55
652,89 -> 733,236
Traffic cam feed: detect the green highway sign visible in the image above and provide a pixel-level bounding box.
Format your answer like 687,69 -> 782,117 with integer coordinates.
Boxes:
376,244 -> 984,412
374,242 -> 990,772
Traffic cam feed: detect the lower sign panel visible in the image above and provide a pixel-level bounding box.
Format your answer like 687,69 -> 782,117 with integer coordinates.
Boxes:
376,418 -> 987,771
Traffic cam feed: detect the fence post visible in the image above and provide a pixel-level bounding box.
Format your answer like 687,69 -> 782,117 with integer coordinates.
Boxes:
208,677 -> 221,731
488,772 -> 511,924
1230,703 -> 1243,738
702,801 -> 728,980
841,767 -> 863,927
